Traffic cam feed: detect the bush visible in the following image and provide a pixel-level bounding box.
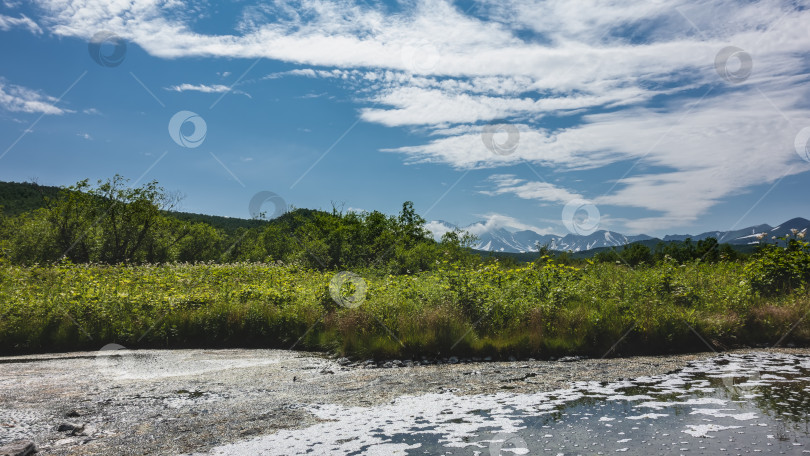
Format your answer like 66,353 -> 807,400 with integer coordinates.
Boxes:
745,233 -> 810,296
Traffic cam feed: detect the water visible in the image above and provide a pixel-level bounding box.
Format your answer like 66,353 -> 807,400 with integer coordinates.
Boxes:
201,352 -> 810,455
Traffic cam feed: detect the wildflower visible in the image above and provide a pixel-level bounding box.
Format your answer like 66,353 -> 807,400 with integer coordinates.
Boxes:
799,231 -> 806,239
756,232 -> 767,240
791,228 -> 799,236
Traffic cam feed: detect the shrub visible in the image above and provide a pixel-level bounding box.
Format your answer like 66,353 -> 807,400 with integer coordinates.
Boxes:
745,233 -> 810,296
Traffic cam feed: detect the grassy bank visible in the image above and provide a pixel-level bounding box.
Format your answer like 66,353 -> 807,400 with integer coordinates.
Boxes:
1,259 -> 808,358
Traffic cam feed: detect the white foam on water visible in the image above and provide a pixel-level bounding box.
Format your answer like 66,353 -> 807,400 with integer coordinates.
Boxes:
690,408 -> 758,421
627,413 -> 668,420
194,352 -> 810,455
682,424 -> 743,438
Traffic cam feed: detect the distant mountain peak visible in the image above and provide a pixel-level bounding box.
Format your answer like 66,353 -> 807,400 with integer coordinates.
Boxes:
432,217 -> 810,253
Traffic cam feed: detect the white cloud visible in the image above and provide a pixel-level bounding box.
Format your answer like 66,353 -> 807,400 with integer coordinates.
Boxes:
424,220 -> 455,239
0,14 -> 42,34
77,132 -> 92,140
426,213 -> 552,240
482,174 -> 582,204
464,214 -> 552,236
0,80 -> 71,115
165,83 -> 251,98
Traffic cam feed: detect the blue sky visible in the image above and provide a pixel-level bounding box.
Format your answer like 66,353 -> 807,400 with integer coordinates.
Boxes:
0,0 -> 809,238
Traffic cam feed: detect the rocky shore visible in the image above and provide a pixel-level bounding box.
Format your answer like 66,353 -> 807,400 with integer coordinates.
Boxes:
1,348 -> 807,455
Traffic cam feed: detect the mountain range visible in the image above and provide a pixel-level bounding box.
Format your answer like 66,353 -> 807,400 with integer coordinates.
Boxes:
431,217 -> 810,253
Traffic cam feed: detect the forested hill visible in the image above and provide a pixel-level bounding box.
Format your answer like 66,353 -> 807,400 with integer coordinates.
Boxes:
0,181 -> 61,216
0,180 -> 264,233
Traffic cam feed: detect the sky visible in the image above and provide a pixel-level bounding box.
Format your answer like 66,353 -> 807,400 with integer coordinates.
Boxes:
0,0 -> 809,238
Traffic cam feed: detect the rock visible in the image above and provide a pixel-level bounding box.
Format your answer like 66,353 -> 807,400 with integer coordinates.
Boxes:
65,410 -> 81,418
382,362 -> 393,369
336,357 -> 351,366
57,422 -> 85,435
558,356 -> 586,363
0,440 -> 38,456
448,357 -> 459,364
319,369 -> 334,375
483,356 -> 492,362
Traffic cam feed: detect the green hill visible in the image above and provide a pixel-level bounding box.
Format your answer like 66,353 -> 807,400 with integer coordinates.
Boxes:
0,181 -> 61,216
0,180 -> 265,233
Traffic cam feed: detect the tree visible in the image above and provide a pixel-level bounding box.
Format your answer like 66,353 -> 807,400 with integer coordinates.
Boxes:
90,176 -> 172,263
36,176 -> 185,264
620,243 -> 653,267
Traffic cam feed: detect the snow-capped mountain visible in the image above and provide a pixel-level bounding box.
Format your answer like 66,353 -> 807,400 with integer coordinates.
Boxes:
663,218 -> 810,246
428,220 -> 653,253
429,218 -> 810,254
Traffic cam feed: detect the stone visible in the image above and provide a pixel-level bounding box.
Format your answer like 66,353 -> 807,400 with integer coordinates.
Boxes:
0,440 -> 38,456
336,357 -> 351,366
57,422 -> 84,435
558,356 -> 586,363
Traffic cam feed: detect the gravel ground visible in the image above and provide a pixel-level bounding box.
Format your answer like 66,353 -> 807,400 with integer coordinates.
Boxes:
1,348 -> 808,455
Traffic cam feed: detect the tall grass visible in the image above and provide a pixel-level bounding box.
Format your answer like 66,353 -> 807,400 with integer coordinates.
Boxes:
0,260 -> 807,358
